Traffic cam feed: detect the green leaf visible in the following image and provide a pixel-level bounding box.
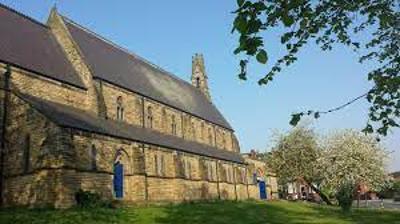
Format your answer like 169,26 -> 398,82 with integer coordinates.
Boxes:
238,72 -> 247,80
239,59 -> 247,68
281,32 -> 294,44
233,15 -> 247,33
290,113 -> 303,126
233,47 -> 242,55
256,49 -> 268,64
362,124 -> 374,134
258,78 -> 267,85
237,0 -> 245,7
282,15 -> 294,27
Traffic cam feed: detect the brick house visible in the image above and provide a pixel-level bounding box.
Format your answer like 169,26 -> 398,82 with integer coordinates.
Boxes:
391,171 -> 400,181
242,150 -> 279,200
0,4 -> 260,208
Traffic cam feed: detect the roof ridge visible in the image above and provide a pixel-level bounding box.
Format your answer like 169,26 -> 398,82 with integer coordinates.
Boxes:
62,15 -> 200,89
0,2 -> 48,29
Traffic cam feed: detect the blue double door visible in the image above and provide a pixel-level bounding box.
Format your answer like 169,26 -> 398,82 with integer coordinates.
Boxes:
113,162 -> 124,198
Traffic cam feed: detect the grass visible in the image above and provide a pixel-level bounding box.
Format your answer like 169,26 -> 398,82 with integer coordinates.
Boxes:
0,200 -> 400,224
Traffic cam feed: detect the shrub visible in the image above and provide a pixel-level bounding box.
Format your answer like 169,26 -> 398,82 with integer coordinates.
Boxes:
335,182 -> 355,212
393,181 -> 400,193
75,189 -> 109,208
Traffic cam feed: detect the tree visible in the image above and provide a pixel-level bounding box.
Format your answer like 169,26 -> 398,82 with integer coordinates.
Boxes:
319,130 -> 389,192
318,129 -> 389,210
231,0 -> 400,137
267,127 -> 390,207
266,125 -> 332,205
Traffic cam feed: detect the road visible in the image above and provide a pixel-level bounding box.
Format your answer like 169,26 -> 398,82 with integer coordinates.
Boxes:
354,199 -> 400,209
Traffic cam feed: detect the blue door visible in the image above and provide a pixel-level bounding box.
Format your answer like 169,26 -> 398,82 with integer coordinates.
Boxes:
113,162 -> 124,198
259,181 -> 267,199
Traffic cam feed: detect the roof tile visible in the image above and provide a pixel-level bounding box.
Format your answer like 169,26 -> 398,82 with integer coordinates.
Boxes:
0,4 -> 85,88
64,18 -> 232,130
20,93 -> 243,163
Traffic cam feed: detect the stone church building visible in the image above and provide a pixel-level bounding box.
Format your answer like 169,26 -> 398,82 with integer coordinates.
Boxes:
0,4 -> 262,208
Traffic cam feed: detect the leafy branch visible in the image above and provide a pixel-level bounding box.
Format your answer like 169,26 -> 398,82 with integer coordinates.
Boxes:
231,0 -> 400,137
289,92 -> 368,126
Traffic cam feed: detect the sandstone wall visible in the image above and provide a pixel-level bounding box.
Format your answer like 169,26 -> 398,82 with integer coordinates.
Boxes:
0,91 -> 248,208
3,94 -> 68,177
95,77 -> 237,153
4,169 -> 67,208
47,9 -> 99,115
69,133 -> 248,205
4,65 -> 89,112
248,185 -> 260,199
1,94 -> 74,207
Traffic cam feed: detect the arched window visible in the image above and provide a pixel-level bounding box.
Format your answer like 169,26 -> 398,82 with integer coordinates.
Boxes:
207,163 -> 213,181
185,159 -> 192,179
147,106 -> 153,128
191,122 -> 196,139
136,98 -> 142,115
161,109 -> 167,129
222,132 -> 226,149
224,166 -> 229,182
241,169 -> 246,184
116,96 -> 124,120
22,134 -> 31,173
90,144 -> 97,171
171,115 -> 177,135
160,155 -> 165,176
154,153 -> 165,176
208,127 -> 213,145
154,153 -> 158,175
187,161 -> 192,179
113,149 -> 124,198
195,77 -> 200,88
200,122 -> 205,140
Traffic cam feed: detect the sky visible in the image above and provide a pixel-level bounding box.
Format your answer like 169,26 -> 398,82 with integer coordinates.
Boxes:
1,1 -> 398,171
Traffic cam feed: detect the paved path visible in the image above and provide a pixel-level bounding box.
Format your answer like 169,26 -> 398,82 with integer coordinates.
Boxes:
354,199 -> 400,209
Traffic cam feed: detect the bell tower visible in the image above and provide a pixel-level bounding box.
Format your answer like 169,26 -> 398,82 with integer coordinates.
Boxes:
191,53 -> 211,101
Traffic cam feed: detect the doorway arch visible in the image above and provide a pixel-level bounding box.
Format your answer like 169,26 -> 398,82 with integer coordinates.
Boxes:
113,149 -> 128,199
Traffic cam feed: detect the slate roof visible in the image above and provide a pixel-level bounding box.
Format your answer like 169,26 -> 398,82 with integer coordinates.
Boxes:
63,18 -> 233,130
0,4 -> 85,89
20,93 -> 244,164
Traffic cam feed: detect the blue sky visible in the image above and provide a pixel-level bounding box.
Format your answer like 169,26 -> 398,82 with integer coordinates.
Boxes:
2,1 -> 398,171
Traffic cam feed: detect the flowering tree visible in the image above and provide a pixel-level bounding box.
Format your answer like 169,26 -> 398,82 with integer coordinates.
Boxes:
267,127 -> 390,208
319,130 -> 389,193
266,125 -> 332,204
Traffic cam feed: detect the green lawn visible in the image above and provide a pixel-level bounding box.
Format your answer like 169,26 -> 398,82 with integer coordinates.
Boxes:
1,200 -> 399,224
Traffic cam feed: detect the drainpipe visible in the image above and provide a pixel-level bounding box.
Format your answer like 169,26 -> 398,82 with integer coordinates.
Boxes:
0,64 -> 11,207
